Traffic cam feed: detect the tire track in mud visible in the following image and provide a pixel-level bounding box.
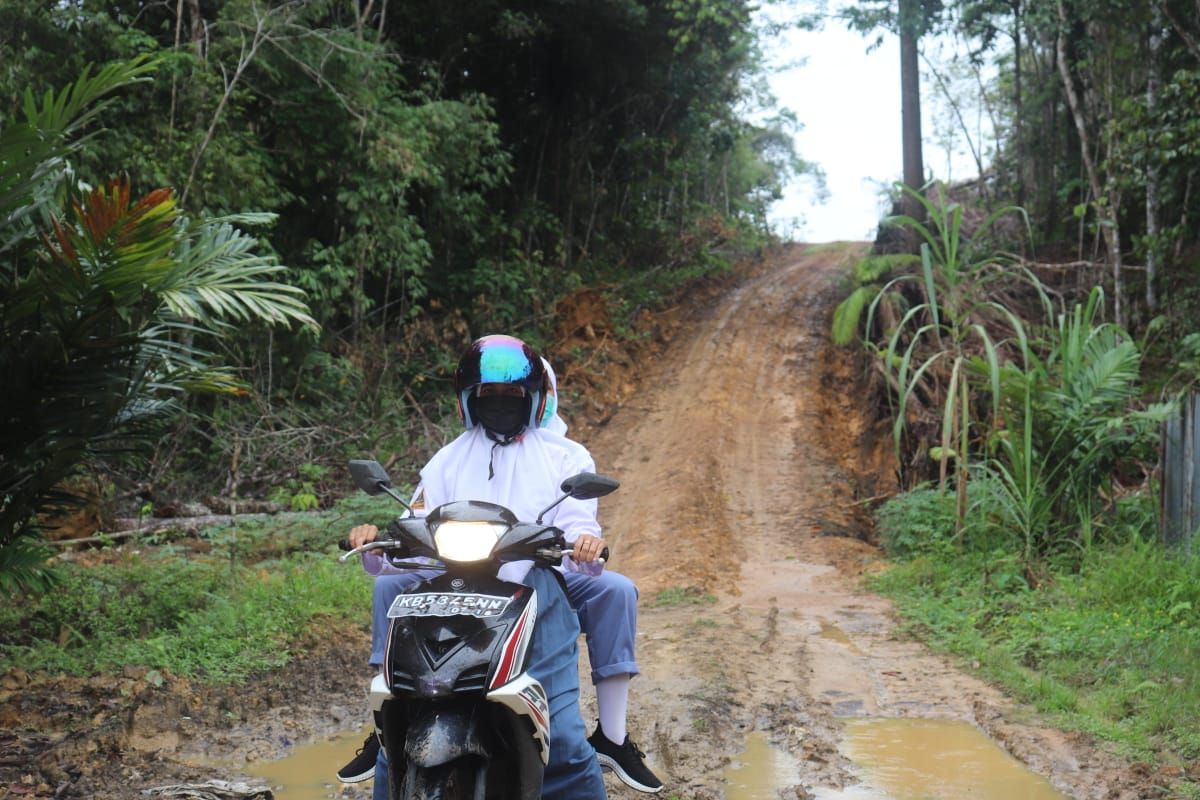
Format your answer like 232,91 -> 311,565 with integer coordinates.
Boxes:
583,244 -> 1142,800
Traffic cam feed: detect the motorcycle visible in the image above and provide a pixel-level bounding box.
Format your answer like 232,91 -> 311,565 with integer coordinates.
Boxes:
339,458 -> 617,800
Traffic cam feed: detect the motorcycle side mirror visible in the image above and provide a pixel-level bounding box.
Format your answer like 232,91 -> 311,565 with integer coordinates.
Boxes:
349,459 -> 414,515
560,472 -> 620,500
537,472 -> 620,523
350,459 -> 392,495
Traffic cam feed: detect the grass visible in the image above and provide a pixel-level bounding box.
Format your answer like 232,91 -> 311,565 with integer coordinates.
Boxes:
869,491 -> 1200,790
0,493 -> 401,684
650,585 -> 718,608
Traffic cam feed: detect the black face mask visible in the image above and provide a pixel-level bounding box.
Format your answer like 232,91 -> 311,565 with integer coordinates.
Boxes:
471,394 -> 529,437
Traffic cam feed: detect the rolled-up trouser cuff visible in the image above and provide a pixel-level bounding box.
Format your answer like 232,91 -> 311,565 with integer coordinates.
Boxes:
591,661 -> 639,685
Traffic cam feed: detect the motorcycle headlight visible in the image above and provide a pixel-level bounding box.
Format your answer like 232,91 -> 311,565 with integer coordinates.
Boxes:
433,521 -> 507,562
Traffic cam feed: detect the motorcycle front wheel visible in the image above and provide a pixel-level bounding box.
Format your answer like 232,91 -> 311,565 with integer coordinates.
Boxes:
395,757 -> 484,800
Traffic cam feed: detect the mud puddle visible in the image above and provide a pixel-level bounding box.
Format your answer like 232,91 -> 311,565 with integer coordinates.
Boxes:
722,716 -> 1064,800
834,718 -> 1070,800
723,730 -> 803,799
242,728 -> 371,799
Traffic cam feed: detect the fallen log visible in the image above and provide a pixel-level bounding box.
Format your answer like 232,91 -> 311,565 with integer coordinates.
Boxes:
48,510 -> 329,547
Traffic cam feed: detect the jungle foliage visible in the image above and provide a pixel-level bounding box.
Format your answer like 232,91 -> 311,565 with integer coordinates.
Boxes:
837,3 -> 1200,782
0,57 -> 316,593
835,0 -> 1200,550
0,0 -> 808,589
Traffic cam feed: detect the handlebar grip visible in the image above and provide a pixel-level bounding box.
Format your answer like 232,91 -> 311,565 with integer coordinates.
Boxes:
338,538 -> 352,551
600,547 -> 610,562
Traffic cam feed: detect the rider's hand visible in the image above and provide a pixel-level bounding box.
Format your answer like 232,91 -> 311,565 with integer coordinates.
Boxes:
571,533 -> 606,564
348,524 -> 380,549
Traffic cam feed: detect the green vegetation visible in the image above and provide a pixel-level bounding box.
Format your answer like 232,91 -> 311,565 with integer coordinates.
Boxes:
1,0 -> 808,592
872,488 -> 1200,766
0,492 -> 400,682
0,546 -> 369,683
0,57 -> 316,594
650,586 -> 718,608
845,188 -> 1198,793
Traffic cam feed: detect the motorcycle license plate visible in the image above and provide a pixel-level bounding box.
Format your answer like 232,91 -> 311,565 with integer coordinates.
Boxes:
387,592 -> 512,619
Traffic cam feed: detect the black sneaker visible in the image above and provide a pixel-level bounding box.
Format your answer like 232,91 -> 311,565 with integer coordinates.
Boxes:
588,724 -> 664,794
336,732 -> 380,784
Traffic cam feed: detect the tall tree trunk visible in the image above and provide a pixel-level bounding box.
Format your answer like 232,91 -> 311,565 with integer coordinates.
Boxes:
168,0 -> 185,141
1056,0 -> 1125,325
899,0 -> 925,220
1012,0 -> 1025,209
187,0 -> 204,59
1146,3 -> 1164,310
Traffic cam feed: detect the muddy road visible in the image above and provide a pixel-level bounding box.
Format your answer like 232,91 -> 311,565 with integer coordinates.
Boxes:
1,244 -> 1159,799
581,243 -> 1151,799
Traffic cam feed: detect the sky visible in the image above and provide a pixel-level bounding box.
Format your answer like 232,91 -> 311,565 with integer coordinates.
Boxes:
758,2 -> 991,243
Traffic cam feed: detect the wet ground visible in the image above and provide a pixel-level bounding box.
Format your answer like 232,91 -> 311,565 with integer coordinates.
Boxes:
0,244 -> 1171,799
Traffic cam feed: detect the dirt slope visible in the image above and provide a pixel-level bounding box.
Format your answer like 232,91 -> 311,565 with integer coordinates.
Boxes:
577,243 -> 1153,799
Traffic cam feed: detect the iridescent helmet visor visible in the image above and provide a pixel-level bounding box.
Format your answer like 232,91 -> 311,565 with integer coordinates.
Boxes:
455,335 -> 546,429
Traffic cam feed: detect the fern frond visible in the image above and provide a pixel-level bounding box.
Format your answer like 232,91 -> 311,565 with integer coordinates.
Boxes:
832,286 -> 880,345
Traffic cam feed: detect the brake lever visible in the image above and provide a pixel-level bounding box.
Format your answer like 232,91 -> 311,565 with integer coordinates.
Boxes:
337,540 -> 400,563
535,546 -> 609,565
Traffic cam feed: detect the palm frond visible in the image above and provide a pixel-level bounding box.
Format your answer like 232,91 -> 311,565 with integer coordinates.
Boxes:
161,218 -> 318,329
0,539 -> 60,596
2,56 -> 157,235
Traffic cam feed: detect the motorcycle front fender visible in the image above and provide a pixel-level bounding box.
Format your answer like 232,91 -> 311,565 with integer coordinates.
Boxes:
404,704 -> 489,769
379,697 -> 542,800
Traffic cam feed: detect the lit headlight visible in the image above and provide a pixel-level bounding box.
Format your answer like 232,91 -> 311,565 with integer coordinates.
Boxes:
433,521 -> 507,562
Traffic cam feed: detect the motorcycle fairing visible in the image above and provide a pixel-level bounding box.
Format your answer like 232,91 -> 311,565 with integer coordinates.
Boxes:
384,573 -> 533,697
491,522 -> 562,563
488,589 -> 537,689
486,671 -> 550,764
425,500 -> 517,528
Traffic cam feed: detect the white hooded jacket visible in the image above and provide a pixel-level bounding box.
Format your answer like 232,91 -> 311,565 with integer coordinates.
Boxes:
363,425 -> 604,582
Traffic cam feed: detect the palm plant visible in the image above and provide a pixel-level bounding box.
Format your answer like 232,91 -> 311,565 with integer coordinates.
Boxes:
988,288 -> 1174,558
856,185 -> 1051,531
0,59 -> 316,594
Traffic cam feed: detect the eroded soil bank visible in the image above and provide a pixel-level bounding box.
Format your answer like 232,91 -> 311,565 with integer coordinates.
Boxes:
0,244 -> 1166,799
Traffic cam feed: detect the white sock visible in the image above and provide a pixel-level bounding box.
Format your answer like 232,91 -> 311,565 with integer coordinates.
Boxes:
596,674 -> 630,744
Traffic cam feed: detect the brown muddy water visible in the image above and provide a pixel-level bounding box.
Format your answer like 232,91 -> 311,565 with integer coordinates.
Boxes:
723,719 -> 1068,800
832,718 -> 1068,799
243,727 -> 373,799
817,620 -> 866,656
723,730 -> 804,798
248,717 -> 1066,800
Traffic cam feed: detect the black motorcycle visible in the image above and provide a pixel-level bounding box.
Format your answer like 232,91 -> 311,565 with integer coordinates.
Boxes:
340,459 -> 616,800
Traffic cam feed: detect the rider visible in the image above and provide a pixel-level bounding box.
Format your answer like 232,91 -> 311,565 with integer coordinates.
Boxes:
341,335 -> 663,797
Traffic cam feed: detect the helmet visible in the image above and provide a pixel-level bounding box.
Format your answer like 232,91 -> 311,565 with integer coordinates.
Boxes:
455,335 -> 546,432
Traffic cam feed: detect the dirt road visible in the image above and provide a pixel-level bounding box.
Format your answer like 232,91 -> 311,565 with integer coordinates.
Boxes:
579,243 -> 1148,799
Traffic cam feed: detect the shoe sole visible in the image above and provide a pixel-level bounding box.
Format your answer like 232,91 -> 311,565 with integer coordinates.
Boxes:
594,752 -> 664,794
336,768 -> 375,784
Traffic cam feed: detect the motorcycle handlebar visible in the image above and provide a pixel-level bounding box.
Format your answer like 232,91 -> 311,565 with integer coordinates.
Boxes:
337,540 -> 609,565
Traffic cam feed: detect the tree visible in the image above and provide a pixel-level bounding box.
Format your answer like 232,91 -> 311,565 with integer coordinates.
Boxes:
900,0 -> 928,217
0,58 -> 316,594
844,0 -> 946,220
